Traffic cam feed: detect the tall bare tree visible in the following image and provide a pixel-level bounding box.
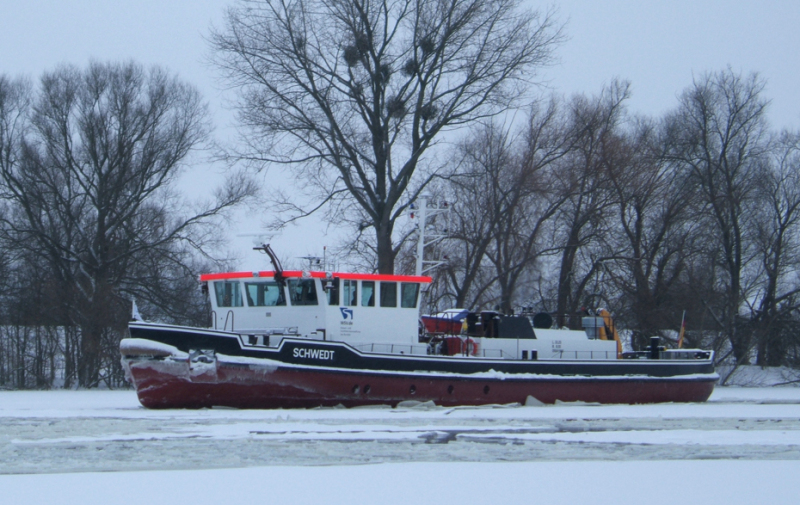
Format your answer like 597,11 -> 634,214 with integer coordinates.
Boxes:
552,82 -> 630,326
211,0 -> 563,273
603,118 -> 704,348
0,63 -> 254,387
751,132 -> 800,365
664,68 -> 770,363
443,100 -> 572,312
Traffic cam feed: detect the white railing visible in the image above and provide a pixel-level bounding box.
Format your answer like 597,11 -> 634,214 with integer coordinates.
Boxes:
478,348 -> 507,358
355,343 -> 510,359
223,310 -> 234,331
355,343 -> 430,355
556,350 -> 616,359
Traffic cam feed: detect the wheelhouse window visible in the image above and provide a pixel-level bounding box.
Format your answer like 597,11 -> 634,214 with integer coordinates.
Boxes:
380,282 -> 397,307
288,279 -> 318,306
245,282 -> 286,307
342,280 -> 357,306
401,283 -> 419,308
361,281 -> 375,307
214,281 -> 243,307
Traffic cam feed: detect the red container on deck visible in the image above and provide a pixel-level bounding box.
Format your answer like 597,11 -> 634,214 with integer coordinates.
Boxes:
421,309 -> 468,335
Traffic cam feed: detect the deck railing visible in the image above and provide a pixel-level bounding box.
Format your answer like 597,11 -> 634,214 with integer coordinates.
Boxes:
223,310 -> 234,331
355,343 -> 510,359
621,350 -> 713,360
555,350 -> 617,360
355,343 -> 430,355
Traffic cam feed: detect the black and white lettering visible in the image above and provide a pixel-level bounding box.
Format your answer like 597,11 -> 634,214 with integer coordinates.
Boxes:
292,348 -> 336,360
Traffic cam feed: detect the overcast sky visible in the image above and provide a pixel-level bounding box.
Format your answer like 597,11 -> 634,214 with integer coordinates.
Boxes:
551,0 -> 800,129
2,0 -> 799,269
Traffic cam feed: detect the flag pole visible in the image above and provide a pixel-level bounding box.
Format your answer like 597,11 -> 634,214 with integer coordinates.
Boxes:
677,310 -> 686,348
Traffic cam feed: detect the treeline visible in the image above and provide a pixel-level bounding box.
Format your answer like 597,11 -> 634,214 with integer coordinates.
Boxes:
2,59 -> 798,388
421,70 -> 800,369
0,62 -> 253,389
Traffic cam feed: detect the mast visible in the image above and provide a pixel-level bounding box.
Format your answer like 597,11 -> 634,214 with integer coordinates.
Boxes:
411,197 -> 450,276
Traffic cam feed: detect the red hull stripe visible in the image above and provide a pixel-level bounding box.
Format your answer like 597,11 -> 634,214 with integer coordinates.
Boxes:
199,271 -> 432,283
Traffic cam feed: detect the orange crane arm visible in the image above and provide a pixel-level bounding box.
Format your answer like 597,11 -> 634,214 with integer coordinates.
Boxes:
598,309 -> 623,358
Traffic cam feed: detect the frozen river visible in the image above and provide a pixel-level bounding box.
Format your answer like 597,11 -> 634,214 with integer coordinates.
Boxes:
2,387 -> 800,474
2,387 -> 799,504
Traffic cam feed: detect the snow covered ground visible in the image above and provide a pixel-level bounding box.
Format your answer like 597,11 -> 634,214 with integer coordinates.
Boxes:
2,387 -> 799,504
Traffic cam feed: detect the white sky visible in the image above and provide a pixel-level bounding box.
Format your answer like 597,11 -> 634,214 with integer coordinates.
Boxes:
549,0 -> 800,129
2,0 -> 799,270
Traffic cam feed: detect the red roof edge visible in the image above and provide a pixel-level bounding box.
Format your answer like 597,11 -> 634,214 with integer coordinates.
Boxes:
199,271 -> 432,283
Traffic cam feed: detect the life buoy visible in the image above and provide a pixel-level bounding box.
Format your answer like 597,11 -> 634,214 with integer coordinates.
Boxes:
466,338 -> 479,356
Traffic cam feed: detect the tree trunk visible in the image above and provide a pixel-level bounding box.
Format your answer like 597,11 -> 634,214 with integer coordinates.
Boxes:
79,323 -> 102,388
556,225 -> 580,327
376,220 -> 396,274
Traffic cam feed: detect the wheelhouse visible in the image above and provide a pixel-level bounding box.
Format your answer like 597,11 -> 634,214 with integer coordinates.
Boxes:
201,271 -> 432,347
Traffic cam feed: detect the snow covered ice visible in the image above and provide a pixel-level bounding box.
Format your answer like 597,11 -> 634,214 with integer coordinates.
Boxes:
2,387 -> 800,504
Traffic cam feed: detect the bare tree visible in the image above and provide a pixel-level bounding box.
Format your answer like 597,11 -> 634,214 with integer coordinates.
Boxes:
0,63 -> 254,387
211,0 -> 563,273
664,68 -> 770,364
750,132 -> 800,365
442,123 -> 516,310
603,117 -> 704,348
551,81 -> 630,326
443,99 -> 572,312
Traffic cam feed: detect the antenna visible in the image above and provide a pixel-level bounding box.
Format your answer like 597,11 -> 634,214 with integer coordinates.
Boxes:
298,255 -> 323,271
237,233 -> 274,245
